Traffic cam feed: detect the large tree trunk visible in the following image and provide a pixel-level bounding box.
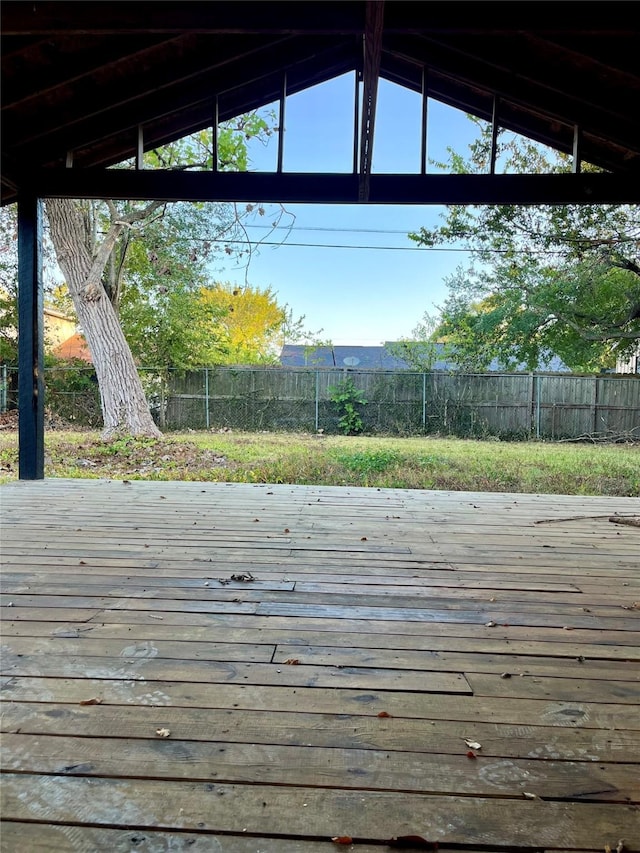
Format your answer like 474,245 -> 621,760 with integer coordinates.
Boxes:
46,199 -> 161,438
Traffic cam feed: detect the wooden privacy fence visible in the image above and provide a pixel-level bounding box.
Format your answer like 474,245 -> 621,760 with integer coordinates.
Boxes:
164,367 -> 640,440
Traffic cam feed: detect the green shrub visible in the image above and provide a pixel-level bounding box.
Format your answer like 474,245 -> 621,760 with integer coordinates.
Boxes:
328,377 -> 367,435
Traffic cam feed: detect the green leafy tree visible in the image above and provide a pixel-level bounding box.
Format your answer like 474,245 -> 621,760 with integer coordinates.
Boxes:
384,314 -> 446,371
410,120 -> 640,372
45,112 -> 284,438
0,205 -> 18,367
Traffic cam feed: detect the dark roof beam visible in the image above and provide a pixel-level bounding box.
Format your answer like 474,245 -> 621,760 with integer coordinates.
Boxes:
24,169 -> 637,206
3,1 -> 634,36
0,1 -> 368,36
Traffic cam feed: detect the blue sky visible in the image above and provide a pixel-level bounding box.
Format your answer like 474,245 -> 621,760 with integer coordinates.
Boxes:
215,73 -> 481,345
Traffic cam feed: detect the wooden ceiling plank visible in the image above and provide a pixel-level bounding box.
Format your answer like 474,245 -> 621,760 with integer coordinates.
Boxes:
1,34 -> 185,112
3,34 -> 292,145
5,39 -> 356,166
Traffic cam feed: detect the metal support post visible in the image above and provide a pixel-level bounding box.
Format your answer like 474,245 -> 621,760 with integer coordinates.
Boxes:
18,194 -> 45,479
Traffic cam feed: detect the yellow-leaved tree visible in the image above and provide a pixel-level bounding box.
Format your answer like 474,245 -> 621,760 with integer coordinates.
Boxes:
199,283 -> 298,365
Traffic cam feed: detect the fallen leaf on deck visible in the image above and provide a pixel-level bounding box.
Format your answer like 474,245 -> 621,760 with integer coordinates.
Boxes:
284,658 -> 300,665
360,537 -> 367,541
79,698 -> 102,706
466,751 -> 477,759
331,837 -> 353,846
218,573 -> 255,585
388,836 -> 438,849
284,528 -> 290,533
485,621 -> 497,627
501,672 -> 512,679
464,738 -> 482,750
155,728 -> 171,738
522,791 -> 539,799
377,711 -> 392,718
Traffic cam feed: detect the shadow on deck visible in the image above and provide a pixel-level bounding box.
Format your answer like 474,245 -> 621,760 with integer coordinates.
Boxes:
1,479 -> 639,851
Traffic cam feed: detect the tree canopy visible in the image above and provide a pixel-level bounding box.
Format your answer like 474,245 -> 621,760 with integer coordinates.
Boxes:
410,120 -> 640,373
41,111 -> 303,436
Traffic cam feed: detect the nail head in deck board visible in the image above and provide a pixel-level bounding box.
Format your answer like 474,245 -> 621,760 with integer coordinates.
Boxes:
2,775 -> 639,847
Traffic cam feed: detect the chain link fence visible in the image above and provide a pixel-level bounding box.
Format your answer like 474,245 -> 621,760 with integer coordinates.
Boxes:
2,365 -> 639,440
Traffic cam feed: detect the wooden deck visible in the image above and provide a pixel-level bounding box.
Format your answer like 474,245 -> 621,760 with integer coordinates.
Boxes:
1,478 -> 639,852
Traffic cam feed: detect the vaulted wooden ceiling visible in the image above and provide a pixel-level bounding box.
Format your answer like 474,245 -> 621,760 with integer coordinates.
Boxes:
2,1 -> 639,206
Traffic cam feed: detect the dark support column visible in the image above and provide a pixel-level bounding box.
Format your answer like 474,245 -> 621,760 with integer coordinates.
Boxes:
18,194 -> 44,480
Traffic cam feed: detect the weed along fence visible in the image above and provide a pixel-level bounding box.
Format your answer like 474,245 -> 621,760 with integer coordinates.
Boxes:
2,366 -> 639,440
162,367 -> 640,440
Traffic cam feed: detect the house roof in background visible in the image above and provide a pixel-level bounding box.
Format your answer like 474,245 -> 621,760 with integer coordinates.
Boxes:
281,345 -> 410,370
280,344 -> 570,373
51,332 -> 92,363
2,1 -> 639,206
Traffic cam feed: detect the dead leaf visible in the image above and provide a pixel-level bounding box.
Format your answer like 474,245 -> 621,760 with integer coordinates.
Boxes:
388,837 -> 438,850
464,738 -> 482,750
283,658 -> 300,665
230,572 -> 255,582
79,697 -> 102,706
501,672 -> 512,679
522,791 -> 539,799
360,536 -> 367,541
485,621 -> 497,627
377,711 -> 392,718
331,837 -> 353,846
284,528 -> 290,533
155,728 -> 171,738
466,751 -> 477,759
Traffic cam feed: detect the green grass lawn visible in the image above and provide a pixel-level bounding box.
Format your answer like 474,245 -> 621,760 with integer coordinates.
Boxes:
1,429 -> 639,496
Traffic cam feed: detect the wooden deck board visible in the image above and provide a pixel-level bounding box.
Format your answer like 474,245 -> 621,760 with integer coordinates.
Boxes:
1,479 -> 639,851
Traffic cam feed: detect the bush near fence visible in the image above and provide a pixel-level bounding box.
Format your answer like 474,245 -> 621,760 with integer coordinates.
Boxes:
161,367 -> 640,440
2,365 -> 639,441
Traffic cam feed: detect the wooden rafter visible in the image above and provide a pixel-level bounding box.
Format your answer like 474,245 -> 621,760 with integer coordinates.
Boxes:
358,0 -> 384,201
